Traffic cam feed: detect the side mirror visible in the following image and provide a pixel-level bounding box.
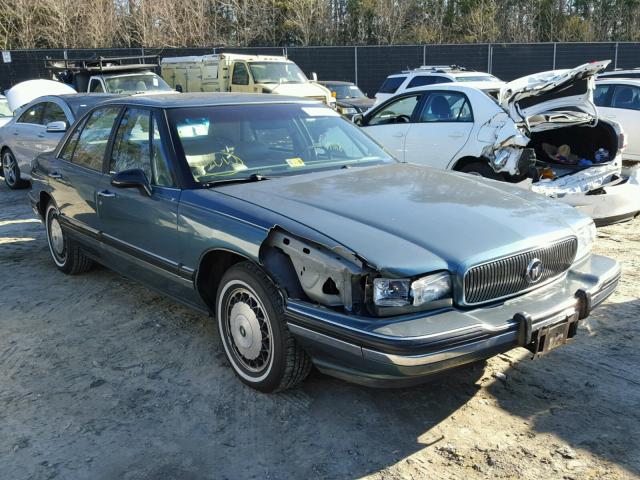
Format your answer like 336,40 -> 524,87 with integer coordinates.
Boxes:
111,168 -> 152,196
46,121 -> 67,133
352,113 -> 364,126
310,72 -> 318,82
175,84 -> 183,93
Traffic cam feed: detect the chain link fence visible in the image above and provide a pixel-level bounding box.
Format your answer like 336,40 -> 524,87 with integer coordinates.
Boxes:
1,42 -> 639,98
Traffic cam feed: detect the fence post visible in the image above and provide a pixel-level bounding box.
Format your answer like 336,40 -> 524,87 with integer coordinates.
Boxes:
354,46 -> 358,85
614,42 -> 619,69
487,44 -> 492,73
553,42 -> 557,70
423,45 -> 426,66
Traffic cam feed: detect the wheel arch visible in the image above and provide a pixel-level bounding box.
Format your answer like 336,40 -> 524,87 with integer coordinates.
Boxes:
194,248 -> 255,312
38,191 -> 54,219
451,155 -> 488,171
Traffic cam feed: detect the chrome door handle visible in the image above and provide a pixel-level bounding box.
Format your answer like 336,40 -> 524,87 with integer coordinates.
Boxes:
449,132 -> 465,138
48,172 -> 62,179
38,134 -> 45,138
391,131 -> 405,138
97,190 -> 117,198
12,131 -> 18,136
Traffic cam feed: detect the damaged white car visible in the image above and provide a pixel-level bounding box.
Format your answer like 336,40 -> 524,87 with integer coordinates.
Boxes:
356,61 -> 640,225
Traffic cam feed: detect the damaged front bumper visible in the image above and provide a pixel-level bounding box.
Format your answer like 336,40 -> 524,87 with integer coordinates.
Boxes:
530,162 -> 640,226
286,254 -> 620,387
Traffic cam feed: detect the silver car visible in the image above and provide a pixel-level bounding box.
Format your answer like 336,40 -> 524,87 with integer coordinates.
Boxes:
0,94 -> 113,189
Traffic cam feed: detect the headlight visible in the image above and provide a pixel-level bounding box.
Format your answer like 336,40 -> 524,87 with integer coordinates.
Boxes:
373,273 -> 452,307
340,107 -> 358,115
575,220 -> 596,261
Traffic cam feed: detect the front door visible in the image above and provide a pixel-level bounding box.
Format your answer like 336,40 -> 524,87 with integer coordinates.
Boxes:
362,94 -> 422,161
96,107 -> 188,298
230,62 -> 253,93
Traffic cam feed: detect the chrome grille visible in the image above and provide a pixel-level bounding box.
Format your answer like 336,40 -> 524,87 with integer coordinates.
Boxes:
463,238 -> 577,305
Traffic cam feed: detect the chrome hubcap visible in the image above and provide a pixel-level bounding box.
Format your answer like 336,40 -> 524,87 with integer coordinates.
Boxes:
226,287 -> 272,372
49,217 -> 64,255
2,153 -> 16,185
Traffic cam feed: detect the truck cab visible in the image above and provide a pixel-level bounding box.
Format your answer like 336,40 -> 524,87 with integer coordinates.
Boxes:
47,55 -> 176,95
162,53 -> 336,108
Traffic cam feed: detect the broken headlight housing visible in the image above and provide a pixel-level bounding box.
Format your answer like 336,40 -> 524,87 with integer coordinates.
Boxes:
373,272 -> 452,308
574,220 -> 596,262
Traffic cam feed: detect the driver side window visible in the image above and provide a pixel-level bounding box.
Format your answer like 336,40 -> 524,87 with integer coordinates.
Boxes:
232,63 -> 249,85
368,95 -> 421,126
110,108 -> 174,187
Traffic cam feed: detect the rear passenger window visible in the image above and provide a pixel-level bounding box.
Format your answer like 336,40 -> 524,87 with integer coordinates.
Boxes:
407,76 -> 438,88
41,102 -> 68,125
611,85 -> 640,111
418,92 -> 473,122
70,107 -> 121,170
378,76 -> 406,94
17,103 -> 46,124
594,85 -> 612,107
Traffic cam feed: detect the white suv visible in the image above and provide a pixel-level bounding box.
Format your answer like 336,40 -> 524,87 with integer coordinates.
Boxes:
374,65 -> 504,105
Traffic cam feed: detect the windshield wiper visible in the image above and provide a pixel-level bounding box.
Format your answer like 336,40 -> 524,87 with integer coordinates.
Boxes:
203,173 -> 272,188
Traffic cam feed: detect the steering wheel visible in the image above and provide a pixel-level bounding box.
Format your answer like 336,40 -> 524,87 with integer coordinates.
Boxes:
395,115 -> 411,123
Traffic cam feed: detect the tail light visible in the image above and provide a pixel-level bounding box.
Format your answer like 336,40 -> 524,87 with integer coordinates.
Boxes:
618,132 -> 627,153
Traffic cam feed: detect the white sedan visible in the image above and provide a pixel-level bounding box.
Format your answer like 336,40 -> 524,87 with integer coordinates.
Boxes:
356,61 -> 640,225
595,78 -> 640,172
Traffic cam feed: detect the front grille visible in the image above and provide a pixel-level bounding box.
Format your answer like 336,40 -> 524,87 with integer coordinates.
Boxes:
463,238 -> 578,305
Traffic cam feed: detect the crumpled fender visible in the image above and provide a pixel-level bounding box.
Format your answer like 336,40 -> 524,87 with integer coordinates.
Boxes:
477,112 -> 530,175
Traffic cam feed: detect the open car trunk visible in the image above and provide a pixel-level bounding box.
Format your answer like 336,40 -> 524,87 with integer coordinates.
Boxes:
527,121 -> 618,168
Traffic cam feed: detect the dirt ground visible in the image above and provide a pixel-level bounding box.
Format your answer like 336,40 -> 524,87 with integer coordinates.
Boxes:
0,183 -> 639,480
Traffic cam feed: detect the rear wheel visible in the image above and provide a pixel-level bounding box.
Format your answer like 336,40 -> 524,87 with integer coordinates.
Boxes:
2,149 -> 28,189
216,261 -> 312,392
459,161 -> 504,180
45,202 -> 93,274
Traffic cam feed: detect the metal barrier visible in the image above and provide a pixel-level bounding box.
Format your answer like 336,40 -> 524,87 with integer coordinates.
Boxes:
1,43 -> 639,97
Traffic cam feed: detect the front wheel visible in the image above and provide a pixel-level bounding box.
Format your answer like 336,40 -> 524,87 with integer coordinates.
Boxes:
45,202 -> 93,274
2,149 -> 28,189
216,261 -> 312,392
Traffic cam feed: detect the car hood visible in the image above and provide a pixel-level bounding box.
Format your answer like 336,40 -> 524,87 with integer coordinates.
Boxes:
338,97 -> 375,110
5,80 -> 76,111
498,61 -> 609,127
216,163 -> 586,277
262,82 -> 332,100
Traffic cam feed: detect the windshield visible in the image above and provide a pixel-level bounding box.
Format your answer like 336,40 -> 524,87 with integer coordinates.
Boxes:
0,98 -> 11,117
168,103 -> 393,184
248,62 -> 307,84
328,84 -> 366,99
454,75 -> 499,83
104,73 -> 173,94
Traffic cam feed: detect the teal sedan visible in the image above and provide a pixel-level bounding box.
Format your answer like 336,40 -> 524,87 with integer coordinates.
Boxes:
29,93 -> 621,392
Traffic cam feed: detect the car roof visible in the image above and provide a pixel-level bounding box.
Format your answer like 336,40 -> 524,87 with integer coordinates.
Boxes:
97,92 -> 323,108
596,78 -> 640,86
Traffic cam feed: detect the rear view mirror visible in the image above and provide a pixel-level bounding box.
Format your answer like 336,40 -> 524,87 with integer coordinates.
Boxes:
111,168 -> 152,196
46,121 -> 67,133
352,113 -> 363,126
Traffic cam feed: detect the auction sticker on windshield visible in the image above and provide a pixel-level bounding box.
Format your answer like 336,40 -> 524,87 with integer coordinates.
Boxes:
302,107 -> 340,117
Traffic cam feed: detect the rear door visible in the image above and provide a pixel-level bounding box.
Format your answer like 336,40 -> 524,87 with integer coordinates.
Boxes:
361,93 -> 422,160
596,83 -> 640,161
403,91 -> 474,169
48,105 -> 122,255
39,101 -> 73,153
96,107 -> 187,296
12,102 -> 46,171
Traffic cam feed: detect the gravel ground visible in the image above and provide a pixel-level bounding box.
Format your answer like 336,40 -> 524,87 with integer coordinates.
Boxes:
0,183 -> 639,480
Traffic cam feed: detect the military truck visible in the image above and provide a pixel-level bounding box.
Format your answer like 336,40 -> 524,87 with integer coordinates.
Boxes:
161,53 -> 336,107
46,55 -> 176,95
